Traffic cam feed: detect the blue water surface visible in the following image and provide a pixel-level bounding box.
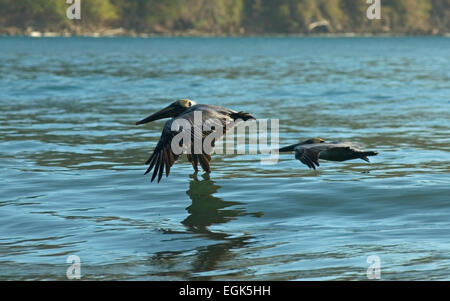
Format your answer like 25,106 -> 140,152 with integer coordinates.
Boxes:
0,36 -> 449,280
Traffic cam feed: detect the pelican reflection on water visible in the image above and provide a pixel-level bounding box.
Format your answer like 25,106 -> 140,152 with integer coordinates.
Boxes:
279,138 -> 378,170
150,174 -> 260,277
183,173 -> 247,233
136,99 -> 255,182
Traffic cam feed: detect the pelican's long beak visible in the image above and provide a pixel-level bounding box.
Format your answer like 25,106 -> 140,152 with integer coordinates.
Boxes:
136,104 -> 177,125
279,143 -> 299,152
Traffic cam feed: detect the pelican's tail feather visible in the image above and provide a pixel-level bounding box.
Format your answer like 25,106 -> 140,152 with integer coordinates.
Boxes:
360,151 -> 378,162
230,111 -> 255,121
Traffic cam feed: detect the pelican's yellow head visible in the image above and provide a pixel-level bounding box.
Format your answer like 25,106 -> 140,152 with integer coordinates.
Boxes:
300,137 -> 326,145
176,99 -> 196,108
312,137 -> 325,144
136,99 -> 197,125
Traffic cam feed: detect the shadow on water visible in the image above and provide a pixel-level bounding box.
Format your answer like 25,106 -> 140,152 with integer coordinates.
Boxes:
150,173 -> 263,279
183,172 -> 245,235
184,173 -> 253,277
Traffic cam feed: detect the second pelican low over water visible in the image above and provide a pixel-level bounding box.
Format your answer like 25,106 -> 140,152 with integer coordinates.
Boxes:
279,138 -> 379,170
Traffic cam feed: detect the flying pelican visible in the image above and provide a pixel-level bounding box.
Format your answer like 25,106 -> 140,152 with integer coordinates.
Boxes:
279,138 -> 378,170
136,99 -> 255,182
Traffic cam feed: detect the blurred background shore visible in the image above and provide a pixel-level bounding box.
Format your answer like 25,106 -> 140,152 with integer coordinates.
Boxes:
0,0 -> 449,37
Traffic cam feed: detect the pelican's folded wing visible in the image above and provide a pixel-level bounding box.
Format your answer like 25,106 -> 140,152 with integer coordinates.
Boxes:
294,146 -> 321,170
186,116 -> 224,173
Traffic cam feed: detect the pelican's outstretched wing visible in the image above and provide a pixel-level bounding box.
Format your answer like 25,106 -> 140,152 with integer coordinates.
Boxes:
144,120 -> 182,182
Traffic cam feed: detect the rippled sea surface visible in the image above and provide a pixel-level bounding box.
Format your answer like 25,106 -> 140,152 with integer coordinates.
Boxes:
1,37 -> 449,280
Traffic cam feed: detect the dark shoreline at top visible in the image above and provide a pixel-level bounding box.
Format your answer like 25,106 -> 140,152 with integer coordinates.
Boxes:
1,31 -> 450,38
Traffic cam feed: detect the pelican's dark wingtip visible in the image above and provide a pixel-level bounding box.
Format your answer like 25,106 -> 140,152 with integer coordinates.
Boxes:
144,165 -> 152,175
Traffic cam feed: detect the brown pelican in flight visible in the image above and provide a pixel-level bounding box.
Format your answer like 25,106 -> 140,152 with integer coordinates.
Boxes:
279,138 -> 378,170
136,99 -> 255,182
